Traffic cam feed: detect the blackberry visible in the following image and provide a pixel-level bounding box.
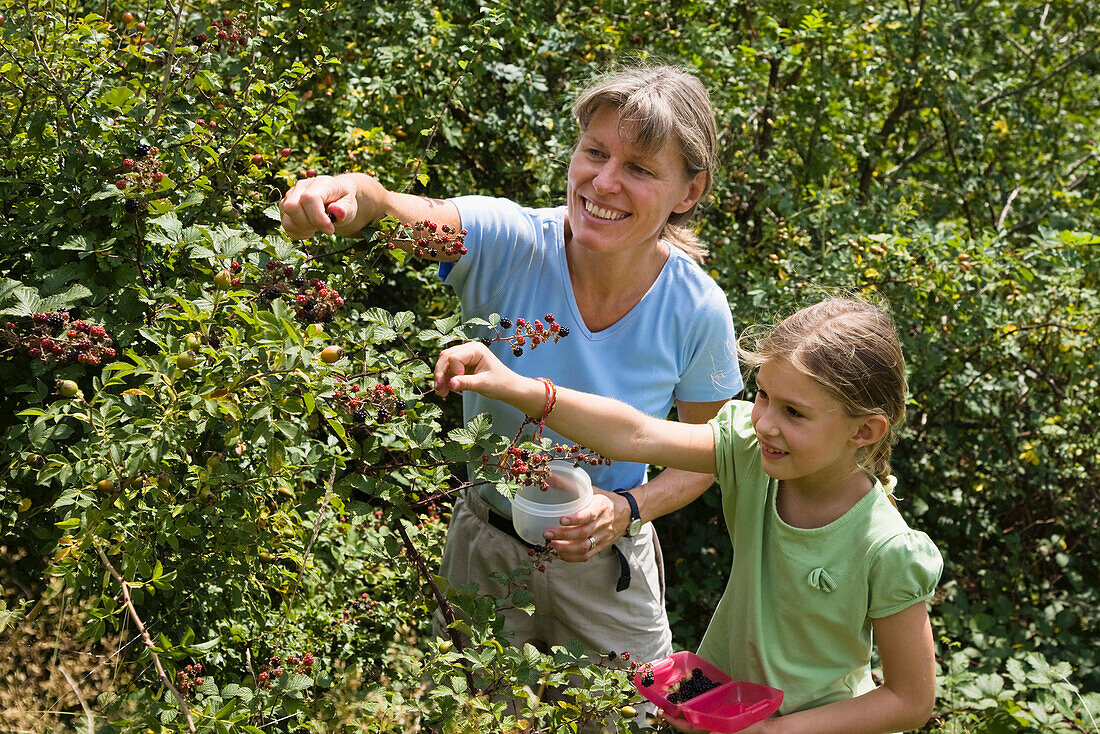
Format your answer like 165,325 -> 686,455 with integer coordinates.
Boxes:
192,32 -> 207,45
499,318 -> 512,329
47,313 -> 64,330
293,275 -> 305,286
353,408 -> 368,423
641,672 -> 655,687
394,400 -> 406,412
208,333 -> 221,349
260,285 -> 280,300
479,336 -> 492,346
512,345 -> 523,357
665,668 -> 721,704
135,142 -> 150,157
558,326 -> 570,337
124,198 -> 143,213
377,408 -> 390,423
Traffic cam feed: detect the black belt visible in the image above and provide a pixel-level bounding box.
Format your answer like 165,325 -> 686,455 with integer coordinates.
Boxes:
485,509 -> 631,592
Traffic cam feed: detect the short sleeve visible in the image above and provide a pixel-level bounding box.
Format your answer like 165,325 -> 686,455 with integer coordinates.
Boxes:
442,196 -> 538,309
867,531 -> 943,618
709,400 -> 758,493
675,286 -> 743,401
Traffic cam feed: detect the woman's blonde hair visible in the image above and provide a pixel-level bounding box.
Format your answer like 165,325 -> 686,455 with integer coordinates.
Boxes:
738,297 -> 909,484
572,63 -> 718,263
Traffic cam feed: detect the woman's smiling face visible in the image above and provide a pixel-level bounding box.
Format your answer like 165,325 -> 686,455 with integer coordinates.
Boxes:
566,105 -> 704,257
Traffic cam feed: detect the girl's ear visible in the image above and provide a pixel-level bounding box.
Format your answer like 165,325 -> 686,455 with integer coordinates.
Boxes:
850,414 -> 889,447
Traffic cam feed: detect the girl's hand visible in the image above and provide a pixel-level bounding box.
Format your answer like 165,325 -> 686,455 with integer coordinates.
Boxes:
433,342 -> 521,402
655,708 -> 709,733
280,174 -> 361,239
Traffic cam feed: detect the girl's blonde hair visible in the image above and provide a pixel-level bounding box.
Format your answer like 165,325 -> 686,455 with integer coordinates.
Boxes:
572,63 -> 718,263
738,297 -> 908,484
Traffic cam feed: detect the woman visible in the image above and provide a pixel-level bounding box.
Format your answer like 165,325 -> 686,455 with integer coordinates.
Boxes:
281,63 -> 742,675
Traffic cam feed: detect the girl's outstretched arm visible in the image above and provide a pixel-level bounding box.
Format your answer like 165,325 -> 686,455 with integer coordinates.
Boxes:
730,601 -> 937,734
433,342 -> 718,474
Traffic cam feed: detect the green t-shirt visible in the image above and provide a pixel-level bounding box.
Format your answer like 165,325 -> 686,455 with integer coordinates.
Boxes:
697,401 -> 943,715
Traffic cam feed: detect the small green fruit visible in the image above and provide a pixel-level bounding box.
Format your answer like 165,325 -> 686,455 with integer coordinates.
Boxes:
319,345 -> 344,363
214,269 -> 233,290
185,333 -> 203,351
439,640 -> 454,653
58,379 -> 80,398
619,706 -> 637,719
97,479 -> 115,492
206,453 -> 223,469
177,350 -> 199,369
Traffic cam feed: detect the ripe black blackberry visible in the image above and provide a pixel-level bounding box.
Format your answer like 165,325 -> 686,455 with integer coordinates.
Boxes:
293,275 -> 306,287
499,318 -> 512,329
353,408 -> 368,422
377,408 -> 391,423
665,668 -> 720,704
124,198 -> 143,213
512,345 -> 523,357
394,400 -> 406,412
479,336 -> 491,346
47,313 -> 65,330
260,285 -> 280,300
558,326 -> 570,337
135,142 -> 151,157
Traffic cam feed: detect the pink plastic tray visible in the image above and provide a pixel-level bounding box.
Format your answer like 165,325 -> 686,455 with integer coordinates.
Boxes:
633,651 -> 783,733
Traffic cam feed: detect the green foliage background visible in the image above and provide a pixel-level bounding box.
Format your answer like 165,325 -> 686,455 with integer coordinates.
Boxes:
0,0 -> 1097,732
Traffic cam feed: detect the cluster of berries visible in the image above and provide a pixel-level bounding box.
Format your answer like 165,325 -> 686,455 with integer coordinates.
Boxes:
243,260 -> 346,324
634,661 -> 657,687
485,444 -> 609,492
480,315 -> 569,357
664,668 -> 721,704
332,592 -> 380,629
333,380 -> 407,424
175,663 -> 205,696
384,219 -> 467,258
606,650 -> 632,662
527,544 -> 556,573
116,142 -> 163,212
1,312 -> 117,368
191,13 -> 254,54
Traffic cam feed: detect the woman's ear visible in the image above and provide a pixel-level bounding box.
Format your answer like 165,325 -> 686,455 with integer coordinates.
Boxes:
672,170 -> 707,214
850,414 -> 890,447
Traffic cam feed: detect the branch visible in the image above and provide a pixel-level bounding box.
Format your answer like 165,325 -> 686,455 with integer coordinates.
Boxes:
978,39 -> 1100,108
58,665 -> 95,734
96,546 -> 196,733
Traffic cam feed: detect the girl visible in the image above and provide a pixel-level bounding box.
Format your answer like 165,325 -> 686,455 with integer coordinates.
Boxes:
433,297 -> 943,734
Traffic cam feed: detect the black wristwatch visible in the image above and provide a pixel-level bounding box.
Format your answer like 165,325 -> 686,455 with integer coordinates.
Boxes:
613,488 -> 643,537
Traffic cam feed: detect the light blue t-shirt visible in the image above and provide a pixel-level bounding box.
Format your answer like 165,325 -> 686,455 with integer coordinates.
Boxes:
443,195 -> 743,516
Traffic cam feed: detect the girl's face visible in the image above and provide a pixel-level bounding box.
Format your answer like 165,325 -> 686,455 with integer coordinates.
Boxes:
750,358 -> 870,493
566,105 -> 705,258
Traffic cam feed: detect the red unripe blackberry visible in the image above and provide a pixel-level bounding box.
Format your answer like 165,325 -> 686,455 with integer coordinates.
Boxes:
230,261 -> 241,272
266,261 -> 279,271
116,179 -> 127,190
123,158 -> 135,169
515,318 -> 526,327
283,266 -> 294,278
192,32 -> 207,45
153,171 -> 164,182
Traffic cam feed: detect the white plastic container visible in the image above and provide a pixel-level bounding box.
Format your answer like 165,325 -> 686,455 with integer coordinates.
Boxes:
511,460 -> 594,546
